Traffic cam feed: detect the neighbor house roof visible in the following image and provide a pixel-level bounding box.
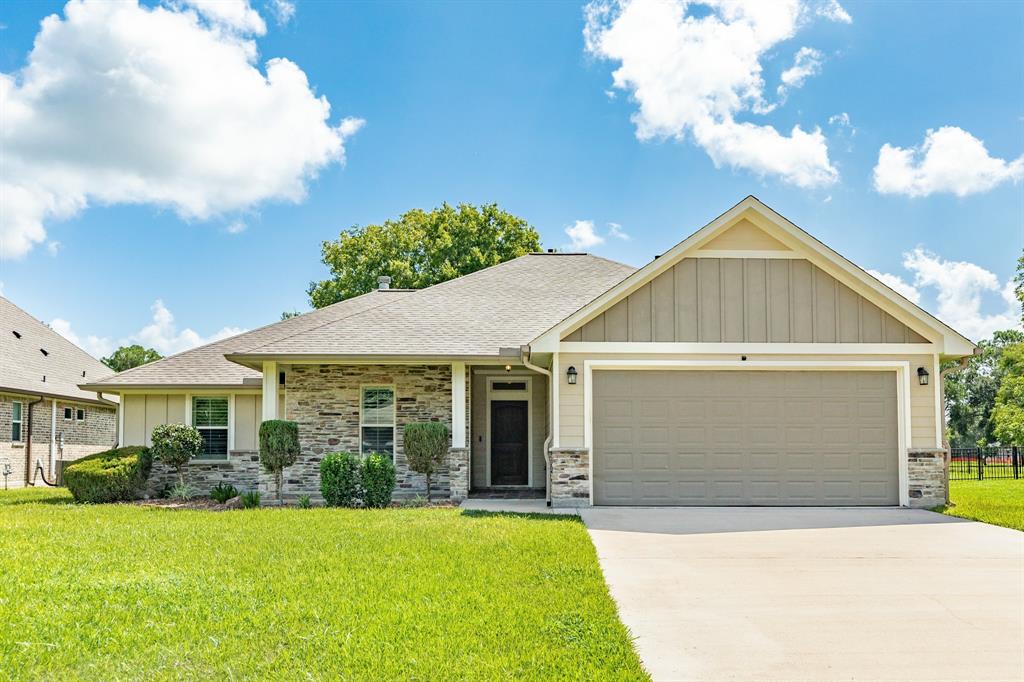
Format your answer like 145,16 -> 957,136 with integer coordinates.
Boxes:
0,296 -> 117,404
83,254 -> 636,389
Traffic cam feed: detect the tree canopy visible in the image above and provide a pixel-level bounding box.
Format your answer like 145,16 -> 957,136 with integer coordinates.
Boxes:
307,203 -> 542,308
102,345 -> 162,373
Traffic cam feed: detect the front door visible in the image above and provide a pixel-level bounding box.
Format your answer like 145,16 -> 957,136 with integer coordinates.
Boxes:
491,400 -> 529,485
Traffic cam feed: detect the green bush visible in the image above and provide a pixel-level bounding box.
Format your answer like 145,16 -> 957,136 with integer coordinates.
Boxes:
404,422 -> 449,502
64,446 -> 153,503
210,482 -> 239,503
241,491 -> 261,509
259,420 -> 300,502
297,494 -> 312,509
150,423 -> 203,486
320,452 -> 361,507
362,453 -> 396,508
169,482 -> 198,501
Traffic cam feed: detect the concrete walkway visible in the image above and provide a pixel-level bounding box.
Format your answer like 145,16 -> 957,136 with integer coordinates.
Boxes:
581,507 -> 1024,682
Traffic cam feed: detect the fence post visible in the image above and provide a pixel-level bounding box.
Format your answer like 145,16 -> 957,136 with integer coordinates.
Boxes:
1014,447 -> 1020,481
977,448 -> 983,481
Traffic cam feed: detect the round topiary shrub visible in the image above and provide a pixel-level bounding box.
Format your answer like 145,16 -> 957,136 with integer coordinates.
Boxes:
64,446 -> 153,503
362,453 -> 397,508
259,419 -> 300,503
320,452 -> 361,507
404,422 -> 449,502
150,423 -> 203,487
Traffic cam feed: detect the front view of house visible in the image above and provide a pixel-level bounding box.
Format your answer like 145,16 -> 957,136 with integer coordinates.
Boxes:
82,197 -> 975,508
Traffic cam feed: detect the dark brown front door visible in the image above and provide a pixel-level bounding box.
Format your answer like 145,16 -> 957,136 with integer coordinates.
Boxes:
491,400 -> 528,485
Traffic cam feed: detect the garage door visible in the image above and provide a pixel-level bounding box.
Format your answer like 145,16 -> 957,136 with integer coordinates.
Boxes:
593,370 -> 899,506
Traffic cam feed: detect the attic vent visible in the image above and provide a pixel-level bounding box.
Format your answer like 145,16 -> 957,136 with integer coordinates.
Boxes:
12,331 -> 21,339
40,348 -> 49,356
82,371 -> 86,377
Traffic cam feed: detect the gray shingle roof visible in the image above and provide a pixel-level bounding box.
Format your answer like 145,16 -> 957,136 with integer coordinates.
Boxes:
1,296 -> 117,404
84,254 -> 634,389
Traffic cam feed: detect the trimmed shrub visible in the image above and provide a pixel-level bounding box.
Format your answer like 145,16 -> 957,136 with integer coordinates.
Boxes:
150,423 -> 203,486
297,494 -> 312,509
64,446 -> 152,503
259,420 -> 301,503
210,482 -> 239,503
320,452 -> 361,507
241,490 -> 261,509
404,422 -> 449,502
362,453 -> 397,508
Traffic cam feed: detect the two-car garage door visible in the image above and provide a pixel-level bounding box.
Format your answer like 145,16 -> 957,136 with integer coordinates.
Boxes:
593,370 -> 899,506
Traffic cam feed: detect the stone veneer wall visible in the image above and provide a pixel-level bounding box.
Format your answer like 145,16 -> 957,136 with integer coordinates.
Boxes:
286,364 -> 455,500
550,447 -> 589,507
147,452 -> 265,497
907,447 -> 948,508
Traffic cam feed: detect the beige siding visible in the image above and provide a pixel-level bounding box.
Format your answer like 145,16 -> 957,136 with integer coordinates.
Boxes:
698,218 -> 792,251
562,258 -> 930,344
557,353 -> 939,450
121,393 -> 258,450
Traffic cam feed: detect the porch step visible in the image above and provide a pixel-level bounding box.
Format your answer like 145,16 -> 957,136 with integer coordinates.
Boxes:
469,488 -> 545,500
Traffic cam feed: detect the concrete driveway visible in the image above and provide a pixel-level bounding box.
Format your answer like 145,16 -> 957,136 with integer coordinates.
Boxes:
580,507 -> 1024,682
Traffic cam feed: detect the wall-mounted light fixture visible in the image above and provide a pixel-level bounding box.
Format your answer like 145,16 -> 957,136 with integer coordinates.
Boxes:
917,367 -> 929,386
566,366 -> 578,385
504,364 -> 512,373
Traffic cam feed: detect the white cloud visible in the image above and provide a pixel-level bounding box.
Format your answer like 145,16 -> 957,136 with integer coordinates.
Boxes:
0,0 -> 363,259
565,220 -> 604,250
872,249 -> 1020,342
867,269 -> 920,304
226,220 -> 247,234
52,299 -> 245,359
46,241 -> 61,257
873,126 -> 1024,197
267,0 -> 296,26
608,222 -> 630,240
583,0 -> 845,188
778,47 -> 823,98
816,0 -> 852,23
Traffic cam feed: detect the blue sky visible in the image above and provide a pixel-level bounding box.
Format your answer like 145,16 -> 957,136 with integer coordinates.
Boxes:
1,0 -> 1021,356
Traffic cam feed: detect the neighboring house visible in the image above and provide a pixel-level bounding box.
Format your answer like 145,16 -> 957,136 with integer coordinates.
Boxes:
1,297 -> 118,488
82,197 -> 975,507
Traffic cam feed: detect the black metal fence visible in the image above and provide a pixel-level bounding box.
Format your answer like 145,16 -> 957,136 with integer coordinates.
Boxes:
949,447 -> 1021,481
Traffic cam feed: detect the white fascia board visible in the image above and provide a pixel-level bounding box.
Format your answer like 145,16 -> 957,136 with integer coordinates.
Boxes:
558,342 -> 938,355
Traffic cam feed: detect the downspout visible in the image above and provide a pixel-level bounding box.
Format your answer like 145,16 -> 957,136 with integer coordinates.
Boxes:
520,345 -> 553,507
25,396 -> 44,486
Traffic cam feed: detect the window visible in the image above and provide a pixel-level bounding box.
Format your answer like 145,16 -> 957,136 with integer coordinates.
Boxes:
11,401 -> 23,442
492,381 -> 527,391
360,386 -> 395,459
192,396 -> 229,460
64,407 -> 73,420
76,408 -> 85,421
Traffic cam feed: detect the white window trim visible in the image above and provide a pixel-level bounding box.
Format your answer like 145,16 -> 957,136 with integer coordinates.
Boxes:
485,375 -> 533,488
11,400 -> 24,443
582,359 -> 912,508
359,384 -> 396,460
191,394 -> 231,463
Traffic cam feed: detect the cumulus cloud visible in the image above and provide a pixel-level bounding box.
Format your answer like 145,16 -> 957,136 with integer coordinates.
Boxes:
584,0 -> 848,188
873,126 -> 1024,197
226,220 -> 247,234
778,47 -> 823,98
816,0 -> 852,23
52,299 -> 245,358
0,0 -> 363,259
871,249 -> 1020,341
608,222 -> 630,240
565,220 -> 604,250
267,0 -> 296,26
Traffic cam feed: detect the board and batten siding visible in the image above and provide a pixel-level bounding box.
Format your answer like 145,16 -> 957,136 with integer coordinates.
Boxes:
556,353 -> 940,450
122,393 -> 271,449
561,258 -> 929,344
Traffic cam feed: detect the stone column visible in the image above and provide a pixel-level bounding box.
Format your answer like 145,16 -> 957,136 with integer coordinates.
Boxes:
549,447 -> 590,507
908,447 -> 949,508
448,447 -> 470,503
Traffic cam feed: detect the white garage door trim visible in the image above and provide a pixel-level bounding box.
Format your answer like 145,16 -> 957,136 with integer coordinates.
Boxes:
583,360 -> 912,507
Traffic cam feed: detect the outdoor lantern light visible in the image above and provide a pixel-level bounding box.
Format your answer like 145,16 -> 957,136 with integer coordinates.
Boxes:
504,364 -> 512,373
917,367 -> 929,386
567,366 -> 578,385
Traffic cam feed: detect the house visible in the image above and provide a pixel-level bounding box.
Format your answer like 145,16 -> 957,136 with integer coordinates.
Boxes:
81,197 -> 975,507
1,296 -> 119,488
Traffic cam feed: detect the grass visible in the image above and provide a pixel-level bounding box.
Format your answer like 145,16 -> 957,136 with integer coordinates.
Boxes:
0,488 -> 647,681
935,479 -> 1024,531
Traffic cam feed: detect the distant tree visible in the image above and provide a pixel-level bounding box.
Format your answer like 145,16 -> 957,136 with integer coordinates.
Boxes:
280,311 -> 302,320
944,329 -> 1024,446
102,345 -> 162,372
992,343 -> 1024,445
1015,251 -> 1024,325
307,203 -> 542,308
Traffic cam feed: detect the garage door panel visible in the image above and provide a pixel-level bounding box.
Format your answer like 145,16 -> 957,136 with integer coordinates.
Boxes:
594,370 -> 899,506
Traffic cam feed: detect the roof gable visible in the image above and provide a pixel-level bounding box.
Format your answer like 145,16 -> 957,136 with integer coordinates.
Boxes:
534,196 -> 976,357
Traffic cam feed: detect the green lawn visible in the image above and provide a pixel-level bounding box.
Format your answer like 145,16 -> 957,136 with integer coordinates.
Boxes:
0,488 -> 647,680
935,479 -> 1024,531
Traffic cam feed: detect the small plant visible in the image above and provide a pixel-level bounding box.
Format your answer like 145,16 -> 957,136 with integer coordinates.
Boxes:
403,422 -> 449,502
150,423 -> 203,487
240,490 -> 261,509
320,452 -> 361,507
210,482 -> 239,503
169,481 -> 198,501
362,453 -> 397,508
297,494 -> 312,509
259,420 -> 301,503
394,494 -> 429,508
63,446 -> 153,503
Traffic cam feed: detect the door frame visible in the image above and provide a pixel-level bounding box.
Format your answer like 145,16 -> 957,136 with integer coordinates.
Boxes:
583,360 -> 912,507
485,376 -> 533,487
